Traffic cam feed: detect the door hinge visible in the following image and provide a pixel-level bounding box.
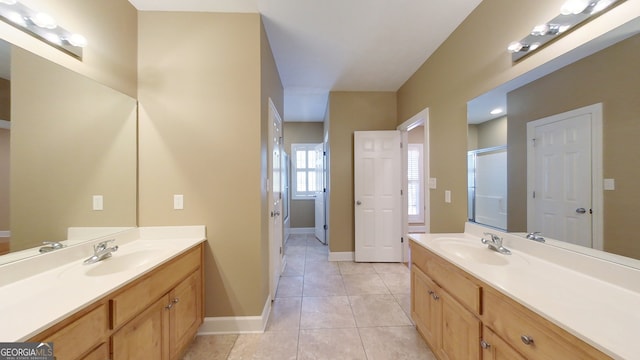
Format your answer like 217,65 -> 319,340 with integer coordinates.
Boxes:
533,191 -> 536,199
323,151 -> 326,156
400,189 -> 403,195
589,208 -> 593,214
324,188 -> 326,193
400,142 -> 403,148
532,138 -> 537,147
401,237 -> 404,243
279,246 -> 282,254
324,224 -> 328,230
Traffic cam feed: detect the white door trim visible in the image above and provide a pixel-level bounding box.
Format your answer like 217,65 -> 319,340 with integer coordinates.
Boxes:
526,103 -> 603,250
398,108 -> 430,262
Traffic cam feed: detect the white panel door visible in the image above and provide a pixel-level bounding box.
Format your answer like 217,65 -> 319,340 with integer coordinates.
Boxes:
268,100 -> 283,300
314,143 -> 326,243
354,130 -> 402,262
531,113 -> 592,247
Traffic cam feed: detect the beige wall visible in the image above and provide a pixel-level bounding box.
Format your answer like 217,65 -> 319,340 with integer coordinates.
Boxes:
0,0 -> 137,97
284,122 -> 324,228
138,12 -> 282,317
10,47 -> 137,251
0,128 -> 8,231
507,33 -> 640,259
327,91 -> 397,253
468,116 -> 507,151
397,0 -> 640,233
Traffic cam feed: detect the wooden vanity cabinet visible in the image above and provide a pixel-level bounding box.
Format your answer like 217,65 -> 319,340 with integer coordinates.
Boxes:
410,243 -> 481,360
29,244 -> 204,360
410,240 -> 611,360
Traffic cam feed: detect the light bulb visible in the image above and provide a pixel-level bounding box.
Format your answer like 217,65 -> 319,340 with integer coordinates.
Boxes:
66,33 -> 87,47
531,24 -> 549,36
43,32 -> 61,45
31,12 -> 56,29
507,41 -> 523,53
5,11 -> 25,26
560,0 -> 590,15
529,42 -> 541,51
490,108 -> 504,115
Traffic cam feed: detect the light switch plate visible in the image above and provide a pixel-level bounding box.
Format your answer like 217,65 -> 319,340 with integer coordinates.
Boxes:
173,194 -> 184,210
92,195 -> 103,211
429,178 -> 437,189
445,190 -> 451,203
604,178 -> 615,191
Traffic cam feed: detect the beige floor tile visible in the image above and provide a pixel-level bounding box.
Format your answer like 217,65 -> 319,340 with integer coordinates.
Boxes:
266,297 -> 301,331
342,273 -> 390,295
298,328 -> 367,360
306,237 -> 326,247
276,276 -> 303,297
338,261 -> 377,274
227,330 -> 298,360
300,296 -> 356,329
286,235 -> 308,247
305,247 -> 329,262
304,259 -> 340,275
359,326 -> 435,360
349,294 -> 412,327
373,262 -> 410,274
181,334 -> 238,360
379,272 -> 411,295
285,245 -> 306,257
282,256 -> 305,277
303,274 -> 346,296
394,293 -> 413,323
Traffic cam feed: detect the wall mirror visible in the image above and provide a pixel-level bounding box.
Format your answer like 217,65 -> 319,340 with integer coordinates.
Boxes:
467,16 -> 640,265
0,38 -> 137,265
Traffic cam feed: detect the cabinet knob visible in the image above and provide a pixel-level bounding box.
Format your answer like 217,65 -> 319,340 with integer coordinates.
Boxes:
520,335 -> 534,345
165,303 -> 174,310
172,297 -> 180,304
480,340 -> 491,349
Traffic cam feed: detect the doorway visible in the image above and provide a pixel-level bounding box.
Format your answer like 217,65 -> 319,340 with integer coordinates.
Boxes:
527,103 -> 603,249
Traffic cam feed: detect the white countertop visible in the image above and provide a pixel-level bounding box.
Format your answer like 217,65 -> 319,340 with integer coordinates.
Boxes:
0,226 -> 206,342
409,225 -> 640,360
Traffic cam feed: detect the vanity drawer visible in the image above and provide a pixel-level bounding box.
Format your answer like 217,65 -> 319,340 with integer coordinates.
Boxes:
483,288 -> 610,360
411,241 -> 481,314
110,245 -> 202,329
41,303 -> 109,360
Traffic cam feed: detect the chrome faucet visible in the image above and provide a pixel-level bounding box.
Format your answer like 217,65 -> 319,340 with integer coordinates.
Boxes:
481,232 -> 511,255
84,239 -> 118,265
39,241 -> 65,253
526,232 -> 545,242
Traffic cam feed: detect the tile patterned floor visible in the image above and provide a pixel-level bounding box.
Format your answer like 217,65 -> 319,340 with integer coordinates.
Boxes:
182,233 -> 435,359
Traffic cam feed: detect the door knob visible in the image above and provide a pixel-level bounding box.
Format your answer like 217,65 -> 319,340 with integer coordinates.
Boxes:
576,208 -> 587,214
356,200 -> 362,205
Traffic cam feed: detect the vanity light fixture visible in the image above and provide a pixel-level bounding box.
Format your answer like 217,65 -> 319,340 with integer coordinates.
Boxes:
0,0 -> 87,59
508,0 -> 624,61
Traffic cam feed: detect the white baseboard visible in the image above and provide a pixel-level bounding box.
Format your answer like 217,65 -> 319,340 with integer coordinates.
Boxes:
408,226 -> 427,233
0,231 -> 10,238
329,251 -> 354,262
288,227 -> 315,235
197,296 -> 271,335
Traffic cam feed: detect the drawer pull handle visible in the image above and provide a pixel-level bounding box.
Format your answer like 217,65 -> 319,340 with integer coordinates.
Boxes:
521,335 -> 534,345
480,340 -> 491,349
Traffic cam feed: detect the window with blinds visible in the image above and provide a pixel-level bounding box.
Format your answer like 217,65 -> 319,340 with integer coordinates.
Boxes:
408,143 -> 424,223
292,143 -> 320,199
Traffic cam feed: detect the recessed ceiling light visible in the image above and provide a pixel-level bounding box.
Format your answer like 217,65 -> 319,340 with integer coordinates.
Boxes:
490,108 -> 504,115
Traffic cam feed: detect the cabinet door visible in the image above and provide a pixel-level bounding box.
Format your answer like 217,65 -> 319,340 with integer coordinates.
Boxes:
169,270 -> 203,360
437,290 -> 481,360
112,296 -> 170,360
481,326 -> 526,360
411,265 -> 440,349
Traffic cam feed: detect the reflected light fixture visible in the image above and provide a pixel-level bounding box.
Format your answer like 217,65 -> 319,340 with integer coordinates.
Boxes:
490,108 -> 504,115
0,0 -> 87,59
507,0 -> 623,61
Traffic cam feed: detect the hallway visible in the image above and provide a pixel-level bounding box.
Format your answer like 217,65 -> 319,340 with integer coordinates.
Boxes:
183,233 -> 434,359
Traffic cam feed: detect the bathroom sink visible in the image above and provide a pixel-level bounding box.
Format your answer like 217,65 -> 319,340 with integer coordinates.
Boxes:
83,249 -> 169,276
433,238 -> 512,266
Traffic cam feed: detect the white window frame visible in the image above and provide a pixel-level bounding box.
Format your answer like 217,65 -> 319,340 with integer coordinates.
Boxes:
291,143 -> 320,200
407,143 -> 424,223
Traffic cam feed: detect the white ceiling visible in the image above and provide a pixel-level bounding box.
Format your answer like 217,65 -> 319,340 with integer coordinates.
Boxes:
128,0 -> 482,121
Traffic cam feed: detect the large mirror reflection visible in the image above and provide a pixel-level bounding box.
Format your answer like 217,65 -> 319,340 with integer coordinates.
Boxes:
0,39 -> 137,263
467,17 -> 640,262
